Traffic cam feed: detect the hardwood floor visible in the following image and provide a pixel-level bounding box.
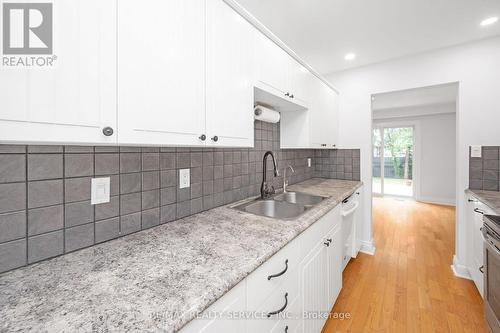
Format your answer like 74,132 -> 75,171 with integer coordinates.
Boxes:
322,197 -> 487,333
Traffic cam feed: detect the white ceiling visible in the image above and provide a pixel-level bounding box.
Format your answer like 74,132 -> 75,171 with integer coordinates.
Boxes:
235,0 -> 500,74
372,83 -> 458,111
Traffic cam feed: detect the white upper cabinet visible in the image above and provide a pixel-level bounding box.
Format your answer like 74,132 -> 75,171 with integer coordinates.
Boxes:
309,81 -> 339,148
255,32 -> 289,96
0,0 -> 117,145
255,33 -> 308,107
205,0 -> 255,147
117,0 -> 206,146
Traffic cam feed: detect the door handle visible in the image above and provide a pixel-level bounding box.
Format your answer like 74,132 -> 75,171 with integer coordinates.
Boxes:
267,293 -> 288,317
474,208 -> 484,214
267,259 -> 289,280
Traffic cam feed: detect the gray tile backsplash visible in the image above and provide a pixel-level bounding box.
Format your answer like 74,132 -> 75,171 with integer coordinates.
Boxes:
469,146 -> 500,191
0,120 -> 360,274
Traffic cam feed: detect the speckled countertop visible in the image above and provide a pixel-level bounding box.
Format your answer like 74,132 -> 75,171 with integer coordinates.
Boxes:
466,188 -> 500,214
0,178 -> 362,333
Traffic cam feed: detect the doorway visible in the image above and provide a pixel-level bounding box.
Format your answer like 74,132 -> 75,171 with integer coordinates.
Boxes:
372,126 -> 415,198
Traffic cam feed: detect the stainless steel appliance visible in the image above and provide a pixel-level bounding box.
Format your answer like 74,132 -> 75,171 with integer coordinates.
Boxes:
483,214 -> 500,333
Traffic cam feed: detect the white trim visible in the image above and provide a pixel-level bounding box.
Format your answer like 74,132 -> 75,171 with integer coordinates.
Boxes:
451,255 -> 471,280
359,240 -> 376,255
222,0 -> 339,94
418,196 -> 456,206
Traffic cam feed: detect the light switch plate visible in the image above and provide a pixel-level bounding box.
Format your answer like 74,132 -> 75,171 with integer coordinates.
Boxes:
471,145 -> 482,158
179,169 -> 190,188
307,158 -> 312,167
91,177 -> 110,205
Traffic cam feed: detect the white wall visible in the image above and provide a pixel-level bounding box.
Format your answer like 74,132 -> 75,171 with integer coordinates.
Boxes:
374,111 -> 456,206
327,36 -> 500,274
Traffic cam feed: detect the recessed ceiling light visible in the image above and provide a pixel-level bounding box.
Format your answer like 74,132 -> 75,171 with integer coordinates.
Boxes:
345,53 -> 356,61
480,16 -> 498,26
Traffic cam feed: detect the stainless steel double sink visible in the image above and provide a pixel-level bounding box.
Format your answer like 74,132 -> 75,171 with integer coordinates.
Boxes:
232,191 -> 326,219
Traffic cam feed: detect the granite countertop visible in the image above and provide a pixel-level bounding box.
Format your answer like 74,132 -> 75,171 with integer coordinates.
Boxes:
0,178 -> 362,333
466,188 -> 500,214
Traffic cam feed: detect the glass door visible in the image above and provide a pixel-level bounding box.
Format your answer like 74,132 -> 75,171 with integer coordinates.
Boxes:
372,126 -> 414,198
372,128 -> 382,195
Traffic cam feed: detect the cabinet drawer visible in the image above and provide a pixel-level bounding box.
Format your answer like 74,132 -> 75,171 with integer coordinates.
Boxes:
247,238 -> 300,309
247,271 -> 299,332
270,294 -> 302,333
299,206 -> 340,259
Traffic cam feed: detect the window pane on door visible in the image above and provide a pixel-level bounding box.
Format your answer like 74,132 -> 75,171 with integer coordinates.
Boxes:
383,127 -> 413,197
372,128 -> 382,194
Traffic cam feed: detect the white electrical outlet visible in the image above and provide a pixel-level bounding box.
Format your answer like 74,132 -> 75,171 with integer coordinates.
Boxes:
470,145 -> 482,158
307,158 -> 312,167
91,177 -> 110,205
179,169 -> 190,188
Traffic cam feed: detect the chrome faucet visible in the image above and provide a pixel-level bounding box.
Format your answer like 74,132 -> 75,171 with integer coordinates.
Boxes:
261,151 -> 279,199
283,165 -> 295,193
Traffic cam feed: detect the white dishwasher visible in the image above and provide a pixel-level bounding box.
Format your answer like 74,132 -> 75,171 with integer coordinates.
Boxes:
341,192 -> 360,270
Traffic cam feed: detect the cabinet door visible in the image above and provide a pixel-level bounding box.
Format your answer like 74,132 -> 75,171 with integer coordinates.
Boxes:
117,0 -> 205,146
326,225 -> 342,310
0,0 -> 116,145
300,243 -> 328,333
206,0 -> 254,147
287,59 -> 310,107
255,32 -> 289,98
310,81 -> 338,148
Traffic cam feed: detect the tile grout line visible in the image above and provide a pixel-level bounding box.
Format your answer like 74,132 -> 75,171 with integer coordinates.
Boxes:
24,145 -> 28,267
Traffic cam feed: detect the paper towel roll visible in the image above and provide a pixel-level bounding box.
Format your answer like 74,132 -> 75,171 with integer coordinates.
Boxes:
254,105 -> 280,123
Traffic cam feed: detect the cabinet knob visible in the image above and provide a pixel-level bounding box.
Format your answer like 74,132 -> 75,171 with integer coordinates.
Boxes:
102,127 -> 114,136
290,94 -> 294,99
479,265 -> 484,273
199,134 -> 206,141
285,92 -> 290,97
211,136 -> 219,142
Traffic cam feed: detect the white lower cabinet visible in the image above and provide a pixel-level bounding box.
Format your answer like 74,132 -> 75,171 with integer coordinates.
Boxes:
466,195 -> 495,297
179,205 -> 344,333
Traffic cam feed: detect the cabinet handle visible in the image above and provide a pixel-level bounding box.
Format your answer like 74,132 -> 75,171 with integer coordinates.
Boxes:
211,136 -> 219,142
285,326 -> 288,333
290,94 -> 294,99
267,259 -> 289,280
285,92 -> 290,97
468,199 -> 476,202
199,134 -> 206,141
324,241 -> 330,247
267,292 -> 288,317
474,208 -> 484,215
102,127 -> 114,136
479,265 -> 484,273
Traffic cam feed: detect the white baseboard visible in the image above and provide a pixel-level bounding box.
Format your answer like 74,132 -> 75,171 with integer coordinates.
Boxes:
417,196 -> 456,206
359,240 -> 376,255
451,255 -> 471,280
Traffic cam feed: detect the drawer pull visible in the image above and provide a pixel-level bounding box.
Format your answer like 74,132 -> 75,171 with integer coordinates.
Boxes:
268,259 -> 289,280
285,325 -> 289,333
474,208 -> 484,215
267,292 -> 288,317
479,265 -> 484,273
